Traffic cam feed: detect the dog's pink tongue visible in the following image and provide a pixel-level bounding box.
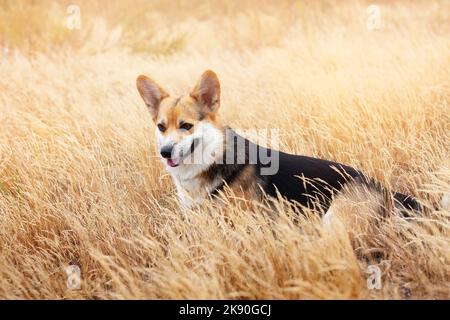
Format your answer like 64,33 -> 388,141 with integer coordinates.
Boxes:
167,159 -> 178,167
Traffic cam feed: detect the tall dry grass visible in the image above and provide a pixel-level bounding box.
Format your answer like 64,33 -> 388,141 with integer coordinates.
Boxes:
0,0 -> 449,299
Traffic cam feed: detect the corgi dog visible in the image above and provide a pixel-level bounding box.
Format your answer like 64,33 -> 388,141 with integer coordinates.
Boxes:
136,70 -> 422,219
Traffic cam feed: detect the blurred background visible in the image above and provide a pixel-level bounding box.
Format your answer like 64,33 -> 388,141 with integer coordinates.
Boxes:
1,0 -> 448,56
0,0 -> 449,299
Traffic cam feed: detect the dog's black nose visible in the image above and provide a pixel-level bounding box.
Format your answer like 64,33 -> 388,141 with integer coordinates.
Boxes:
160,145 -> 173,159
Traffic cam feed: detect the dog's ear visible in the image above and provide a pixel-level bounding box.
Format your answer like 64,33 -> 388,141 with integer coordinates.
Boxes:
190,70 -> 220,113
136,75 -> 169,120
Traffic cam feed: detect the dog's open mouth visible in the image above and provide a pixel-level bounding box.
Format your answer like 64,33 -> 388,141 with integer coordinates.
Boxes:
167,159 -> 179,167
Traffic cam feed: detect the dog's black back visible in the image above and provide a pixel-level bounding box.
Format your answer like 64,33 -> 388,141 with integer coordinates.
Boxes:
262,151 -> 362,210
260,148 -> 420,213
208,129 -> 420,212
211,130 -> 421,214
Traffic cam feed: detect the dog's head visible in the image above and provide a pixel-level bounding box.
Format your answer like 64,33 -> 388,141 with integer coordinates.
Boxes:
136,70 -> 224,169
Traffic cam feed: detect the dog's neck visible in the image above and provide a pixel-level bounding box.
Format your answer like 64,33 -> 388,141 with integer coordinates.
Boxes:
199,127 -> 252,195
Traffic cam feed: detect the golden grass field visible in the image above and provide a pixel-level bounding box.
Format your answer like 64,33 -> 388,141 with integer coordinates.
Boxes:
0,0 -> 449,299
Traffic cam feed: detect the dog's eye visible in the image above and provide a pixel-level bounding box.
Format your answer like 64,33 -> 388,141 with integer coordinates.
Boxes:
179,123 -> 193,131
157,124 -> 166,132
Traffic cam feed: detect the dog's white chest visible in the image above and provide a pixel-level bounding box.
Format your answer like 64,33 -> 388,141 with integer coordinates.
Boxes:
168,165 -> 219,210
175,179 -> 205,210
172,176 -> 213,210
